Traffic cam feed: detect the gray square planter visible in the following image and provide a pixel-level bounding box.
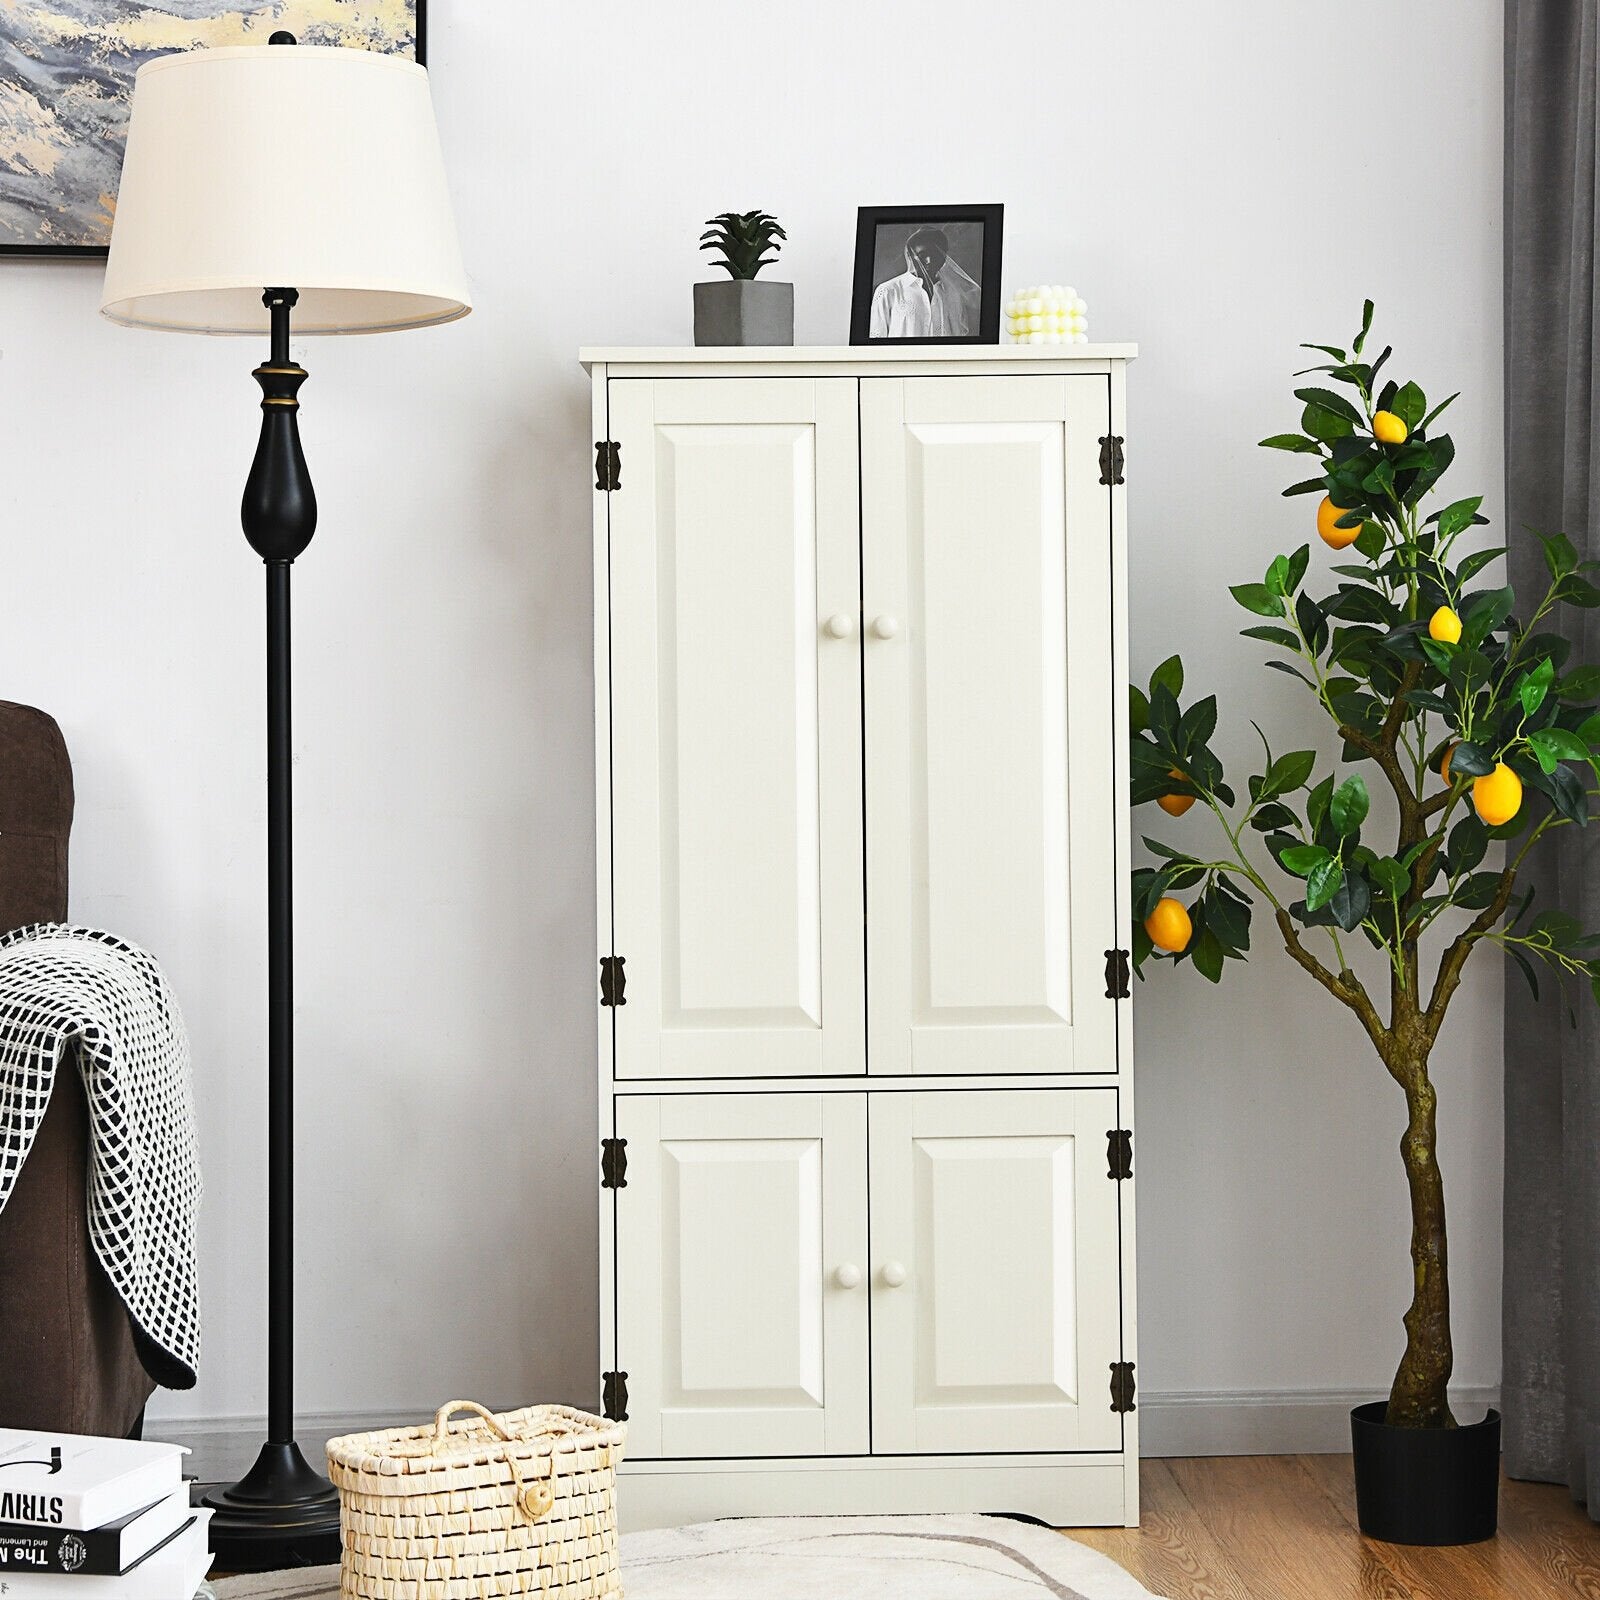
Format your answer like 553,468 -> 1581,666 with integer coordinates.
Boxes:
693,279 -> 794,346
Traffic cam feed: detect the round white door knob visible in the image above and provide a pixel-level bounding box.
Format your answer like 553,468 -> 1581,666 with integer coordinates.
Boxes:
871,615 -> 900,640
824,612 -> 856,639
834,1263 -> 862,1289
879,1261 -> 908,1288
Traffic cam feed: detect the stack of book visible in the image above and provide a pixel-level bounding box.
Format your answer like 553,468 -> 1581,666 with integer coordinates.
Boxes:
0,1429 -> 210,1598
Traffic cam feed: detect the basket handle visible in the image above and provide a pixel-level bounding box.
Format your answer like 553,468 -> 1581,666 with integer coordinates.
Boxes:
432,1401 -> 554,1523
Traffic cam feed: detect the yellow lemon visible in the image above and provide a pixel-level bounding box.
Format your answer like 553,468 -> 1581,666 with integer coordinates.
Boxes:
1428,606 -> 1463,644
1317,495 -> 1361,549
1373,410 -> 1409,445
1440,742 -> 1457,783
1473,762 -> 1523,826
1144,896 -> 1193,954
1157,769 -> 1196,817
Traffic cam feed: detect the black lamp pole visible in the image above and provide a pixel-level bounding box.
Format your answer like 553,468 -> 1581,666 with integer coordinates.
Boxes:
200,279 -> 343,1569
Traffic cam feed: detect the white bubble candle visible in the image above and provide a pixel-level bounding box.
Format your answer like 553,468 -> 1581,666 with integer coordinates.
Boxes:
1004,284 -> 1089,344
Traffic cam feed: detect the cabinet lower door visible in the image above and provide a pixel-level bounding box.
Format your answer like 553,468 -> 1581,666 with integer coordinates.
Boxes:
615,1093 -> 869,1458
860,376 -> 1118,1076
869,1089 -> 1123,1453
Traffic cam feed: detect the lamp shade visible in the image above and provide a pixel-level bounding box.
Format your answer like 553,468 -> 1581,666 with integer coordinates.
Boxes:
101,45 -> 470,335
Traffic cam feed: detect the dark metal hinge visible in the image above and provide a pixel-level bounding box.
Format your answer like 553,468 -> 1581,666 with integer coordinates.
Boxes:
1099,434 -> 1125,487
602,1369 -> 629,1422
1110,1361 -> 1136,1413
600,955 -> 627,1007
1104,948 -> 1131,1000
601,1136 -> 628,1190
1107,1129 -> 1132,1181
595,439 -> 621,491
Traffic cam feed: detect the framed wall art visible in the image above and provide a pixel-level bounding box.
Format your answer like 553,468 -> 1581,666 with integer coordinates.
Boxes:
849,203 -> 1004,345
0,2 -> 427,258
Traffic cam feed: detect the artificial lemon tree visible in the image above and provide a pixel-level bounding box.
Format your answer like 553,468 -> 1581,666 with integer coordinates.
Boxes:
1133,304 -> 1600,1430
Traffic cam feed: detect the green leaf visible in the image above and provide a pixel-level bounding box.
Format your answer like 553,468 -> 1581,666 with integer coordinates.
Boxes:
1151,654 -> 1184,698
1241,624 -> 1300,650
1448,814 -> 1488,874
1511,947 -> 1541,1000
1279,843 -> 1330,877
1249,801 -> 1299,832
1390,380 -> 1426,429
1301,401 -> 1355,443
1295,592 -> 1329,655
1230,583 -> 1285,618
1454,871 -> 1503,910
1370,857 -> 1411,898
1264,749 -> 1318,797
1129,685 -> 1150,735
1206,888 -> 1251,954
1434,496 -> 1484,541
1536,528 -> 1579,581
1283,476 -> 1328,498
1294,386 -> 1365,425
1529,726 -> 1591,766
1329,774 -> 1371,835
1259,433 -> 1323,454
1179,695 -> 1218,752
1265,553 -> 1292,597
1306,857 -> 1344,912
1519,657 -> 1556,717
1447,740 -> 1495,778
1286,544 -> 1311,594
1354,300 -> 1374,356
1559,664 -> 1600,700
1301,343 -> 1348,361
1464,586 -> 1514,644
1328,871 -> 1370,931
1556,574 -> 1600,607
1354,520 -> 1386,560
1454,547 -> 1505,585
1306,774 -> 1335,833
1191,927 -> 1226,983
1265,659 -> 1317,688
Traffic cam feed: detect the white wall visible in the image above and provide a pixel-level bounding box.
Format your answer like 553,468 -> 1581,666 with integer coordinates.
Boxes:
0,0 -> 1503,1452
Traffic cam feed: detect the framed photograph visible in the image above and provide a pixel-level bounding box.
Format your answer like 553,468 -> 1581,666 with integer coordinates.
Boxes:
850,204 -> 1004,345
0,2 -> 427,258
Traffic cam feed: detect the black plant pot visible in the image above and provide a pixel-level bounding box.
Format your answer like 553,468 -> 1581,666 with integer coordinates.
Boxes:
1350,1401 -> 1500,1544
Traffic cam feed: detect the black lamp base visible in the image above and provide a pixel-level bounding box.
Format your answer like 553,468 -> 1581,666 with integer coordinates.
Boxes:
199,1442 -> 342,1572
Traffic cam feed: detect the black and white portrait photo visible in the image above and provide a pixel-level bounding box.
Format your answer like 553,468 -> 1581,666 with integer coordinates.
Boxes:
850,205 -> 1003,345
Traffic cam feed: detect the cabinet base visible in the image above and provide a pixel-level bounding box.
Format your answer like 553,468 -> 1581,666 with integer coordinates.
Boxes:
616,1456 -> 1136,1531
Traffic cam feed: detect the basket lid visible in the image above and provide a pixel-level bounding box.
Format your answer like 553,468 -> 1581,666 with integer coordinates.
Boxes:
327,1400 -> 625,1477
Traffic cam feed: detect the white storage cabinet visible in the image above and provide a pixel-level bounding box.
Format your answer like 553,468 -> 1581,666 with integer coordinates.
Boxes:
584,346 -> 1138,1530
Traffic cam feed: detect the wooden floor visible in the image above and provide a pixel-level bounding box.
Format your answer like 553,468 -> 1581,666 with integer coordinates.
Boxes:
1070,1456 -> 1600,1600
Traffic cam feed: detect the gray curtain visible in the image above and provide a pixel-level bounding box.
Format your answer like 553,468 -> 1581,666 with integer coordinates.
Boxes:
1504,0 -> 1600,1514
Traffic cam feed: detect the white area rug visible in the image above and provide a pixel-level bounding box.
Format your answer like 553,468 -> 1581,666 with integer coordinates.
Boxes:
212,1514 -> 1160,1599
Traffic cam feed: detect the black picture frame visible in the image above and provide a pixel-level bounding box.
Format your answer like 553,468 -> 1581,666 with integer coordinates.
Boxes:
0,1 -> 428,260
849,204 -> 1004,346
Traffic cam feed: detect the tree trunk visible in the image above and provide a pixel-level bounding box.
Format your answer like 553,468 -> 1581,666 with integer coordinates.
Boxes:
1384,1049 -> 1456,1428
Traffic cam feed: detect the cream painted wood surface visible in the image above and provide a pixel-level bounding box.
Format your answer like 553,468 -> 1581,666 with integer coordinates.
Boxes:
869,1089 -> 1124,1454
606,379 -> 864,1080
614,1093 -> 869,1459
860,377 -> 1118,1077
592,349 -> 1137,1528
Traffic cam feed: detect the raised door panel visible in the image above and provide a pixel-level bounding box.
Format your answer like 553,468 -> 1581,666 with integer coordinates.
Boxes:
607,380 -> 863,1079
860,376 -> 1116,1076
615,1093 -> 869,1459
869,1089 -> 1122,1454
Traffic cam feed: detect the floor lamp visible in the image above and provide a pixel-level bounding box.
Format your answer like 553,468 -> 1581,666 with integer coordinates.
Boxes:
101,38 -> 470,1571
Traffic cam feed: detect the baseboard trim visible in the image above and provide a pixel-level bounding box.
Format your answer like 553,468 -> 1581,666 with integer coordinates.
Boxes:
1139,1386 -> 1501,1458
153,1387 -> 1503,1480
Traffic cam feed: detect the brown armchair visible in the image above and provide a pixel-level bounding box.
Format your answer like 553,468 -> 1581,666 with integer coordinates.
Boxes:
0,701 -> 154,1435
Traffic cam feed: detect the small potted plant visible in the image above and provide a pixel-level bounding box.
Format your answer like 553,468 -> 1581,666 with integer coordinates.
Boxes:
1133,302 -> 1600,1545
694,210 -> 792,347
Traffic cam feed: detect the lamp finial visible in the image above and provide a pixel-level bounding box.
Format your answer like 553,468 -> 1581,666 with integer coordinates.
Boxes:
269,30 -> 296,45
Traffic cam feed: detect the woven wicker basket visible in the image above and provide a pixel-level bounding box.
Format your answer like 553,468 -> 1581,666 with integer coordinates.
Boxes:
327,1400 -> 626,1599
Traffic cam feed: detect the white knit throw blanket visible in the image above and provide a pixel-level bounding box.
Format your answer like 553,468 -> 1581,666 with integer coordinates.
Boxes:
0,925 -> 200,1388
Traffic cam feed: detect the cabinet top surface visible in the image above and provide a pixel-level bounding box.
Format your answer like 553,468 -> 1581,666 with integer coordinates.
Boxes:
580,343 -> 1137,371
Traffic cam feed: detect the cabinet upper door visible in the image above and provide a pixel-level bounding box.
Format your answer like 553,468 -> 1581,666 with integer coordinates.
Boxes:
615,1092 -> 869,1458
861,376 -> 1118,1076
606,379 -> 864,1079
869,1088 -> 1124,1454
